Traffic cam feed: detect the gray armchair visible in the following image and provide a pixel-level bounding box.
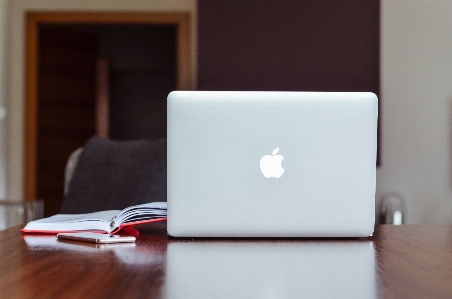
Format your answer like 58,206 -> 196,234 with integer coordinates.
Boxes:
61,136 -> 167,214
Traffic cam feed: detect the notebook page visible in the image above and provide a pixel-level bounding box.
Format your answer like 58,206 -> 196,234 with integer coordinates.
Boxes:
22,210 -> 120,233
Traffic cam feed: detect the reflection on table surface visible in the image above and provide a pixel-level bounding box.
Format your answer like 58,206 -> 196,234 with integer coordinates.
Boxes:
23,233 -> 376,299
165,241 -> 376,299
23,234 -> 165,266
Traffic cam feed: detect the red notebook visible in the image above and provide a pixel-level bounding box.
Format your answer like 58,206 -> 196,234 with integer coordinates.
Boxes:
21,202 -> 167,234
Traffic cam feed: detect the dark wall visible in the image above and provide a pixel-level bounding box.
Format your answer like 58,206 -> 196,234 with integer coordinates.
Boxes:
96,25 -> 176,140
51,24 -> 177,141
198,0 -> 379,94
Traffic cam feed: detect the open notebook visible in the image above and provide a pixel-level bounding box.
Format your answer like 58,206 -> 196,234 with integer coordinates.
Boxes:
21,202 -> 167,234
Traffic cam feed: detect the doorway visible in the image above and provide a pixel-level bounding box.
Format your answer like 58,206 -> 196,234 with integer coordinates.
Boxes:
25,12 -> 193,216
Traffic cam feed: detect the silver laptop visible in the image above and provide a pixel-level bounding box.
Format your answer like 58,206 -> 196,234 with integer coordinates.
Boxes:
167,91 -> 378,237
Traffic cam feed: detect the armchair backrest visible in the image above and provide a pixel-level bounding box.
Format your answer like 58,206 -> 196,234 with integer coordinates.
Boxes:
60,136 -> 167,214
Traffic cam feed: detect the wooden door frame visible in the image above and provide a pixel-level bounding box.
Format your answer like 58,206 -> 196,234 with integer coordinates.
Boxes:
25,12 -> 193,200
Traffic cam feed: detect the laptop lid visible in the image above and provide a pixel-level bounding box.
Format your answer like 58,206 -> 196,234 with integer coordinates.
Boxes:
167,91 -> 377,237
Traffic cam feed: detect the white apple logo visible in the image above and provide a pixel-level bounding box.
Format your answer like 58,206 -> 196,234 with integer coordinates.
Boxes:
260,148 -> 285,178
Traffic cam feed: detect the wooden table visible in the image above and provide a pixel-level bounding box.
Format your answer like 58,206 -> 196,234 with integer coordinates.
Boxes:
0,224 -> 451,299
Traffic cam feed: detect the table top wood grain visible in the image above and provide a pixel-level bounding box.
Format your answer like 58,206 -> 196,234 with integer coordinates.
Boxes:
1,224 -> 452,299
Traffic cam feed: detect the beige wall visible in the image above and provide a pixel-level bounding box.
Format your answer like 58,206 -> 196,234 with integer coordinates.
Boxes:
378,0 -> 452,223
3,0 -> 197,201
0,0 -> 9,198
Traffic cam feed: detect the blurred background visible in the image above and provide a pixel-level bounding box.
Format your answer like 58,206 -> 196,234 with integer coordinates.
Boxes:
0,0 -> 451,226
